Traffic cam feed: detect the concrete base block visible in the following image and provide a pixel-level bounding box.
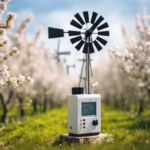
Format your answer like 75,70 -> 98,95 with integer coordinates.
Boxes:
60,133 -> 113,145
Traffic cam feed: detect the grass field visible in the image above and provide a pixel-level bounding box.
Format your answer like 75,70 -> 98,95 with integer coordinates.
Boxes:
0,104 -> 150,150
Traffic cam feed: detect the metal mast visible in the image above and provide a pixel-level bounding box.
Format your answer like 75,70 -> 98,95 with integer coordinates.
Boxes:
85,37 -> 90,94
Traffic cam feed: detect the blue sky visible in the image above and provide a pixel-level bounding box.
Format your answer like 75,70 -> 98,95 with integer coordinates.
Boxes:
3,0 -> 150,77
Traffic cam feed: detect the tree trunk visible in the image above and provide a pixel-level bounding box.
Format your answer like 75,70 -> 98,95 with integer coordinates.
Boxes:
2,108 -> 7,123
33,101 -> 37,112
0,93 -> 7,123
18,95 -> 24,116
43,99 -> 47,112
126,102 -> 130,111
134,99 -> 137,112
121,94 -> 125,110
138,99 -> 144,116
49,99 -> 54,109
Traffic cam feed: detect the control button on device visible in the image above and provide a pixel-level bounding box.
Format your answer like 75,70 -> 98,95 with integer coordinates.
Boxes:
93,120 -> 98,126
83,126 -> 85,128
83,119 -> 85,121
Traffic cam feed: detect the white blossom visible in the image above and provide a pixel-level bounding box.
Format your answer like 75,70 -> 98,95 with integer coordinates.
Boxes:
146,41 -> 150,51
7,12 -> 17,20
0,56 -> 5,65
0,2 -> 6,14
3,54 -> 10,61
138,82 -> 145,87
12,47 -> 20,55
6,20 -> 14,29
18,74 -> 25,84
26,76 -> 34,85
0,80 -> 4,87
123,49 -> 129,57
0,36 -> 8,46
129,53 -> 134,60
0,28 -> 6,36
3,0 -> 11,2
146,56 -> 150,63
9,77 -> 18,89
1,70 -> 10,81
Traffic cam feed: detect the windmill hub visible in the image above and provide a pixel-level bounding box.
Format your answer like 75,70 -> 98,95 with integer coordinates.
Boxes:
85,29 -> 93,39
48,11 -> 110,137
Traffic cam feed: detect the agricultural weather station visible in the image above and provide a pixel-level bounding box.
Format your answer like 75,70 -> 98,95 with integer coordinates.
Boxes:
48,11 -> 109,137
1,0 -> 150,149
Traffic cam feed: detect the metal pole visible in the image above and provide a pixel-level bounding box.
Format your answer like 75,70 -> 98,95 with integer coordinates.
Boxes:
86,37 -> 90,94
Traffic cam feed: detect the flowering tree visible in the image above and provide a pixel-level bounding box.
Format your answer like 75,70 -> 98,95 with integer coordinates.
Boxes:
0,0 -> 34,122
109,7 -> 150,115
6,11 -> 74,113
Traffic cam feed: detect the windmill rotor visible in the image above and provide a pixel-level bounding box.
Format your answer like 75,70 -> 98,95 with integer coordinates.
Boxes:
69,11 -> 109,54
48,11 -> 109,54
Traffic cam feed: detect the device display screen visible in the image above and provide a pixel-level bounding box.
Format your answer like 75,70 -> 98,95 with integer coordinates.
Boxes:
82,102 -> 96,116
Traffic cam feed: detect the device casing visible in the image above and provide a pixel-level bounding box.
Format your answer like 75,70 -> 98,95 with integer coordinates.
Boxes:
68,94 -> 101,136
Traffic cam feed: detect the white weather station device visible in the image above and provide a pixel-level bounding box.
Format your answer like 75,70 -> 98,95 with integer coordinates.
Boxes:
48,11 -> 109,137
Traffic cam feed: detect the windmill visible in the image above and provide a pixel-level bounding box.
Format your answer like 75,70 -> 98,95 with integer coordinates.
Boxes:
48,11 -> 109,137
48,11 -> 109,94
66,64 -> 75,74
53,39 -> 70,62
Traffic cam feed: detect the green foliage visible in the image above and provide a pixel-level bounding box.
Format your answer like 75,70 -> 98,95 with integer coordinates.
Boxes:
0,105 -> 150,150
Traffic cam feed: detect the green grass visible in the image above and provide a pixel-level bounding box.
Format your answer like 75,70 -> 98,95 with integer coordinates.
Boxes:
0,105 -> 150,150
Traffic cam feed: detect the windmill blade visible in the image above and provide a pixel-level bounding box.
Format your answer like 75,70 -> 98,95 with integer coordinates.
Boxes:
75,13 -> 85,25
96,36 -> 107,46
97,22 -> 109,31
58,52 -> 70,55
93,40 -> 102,51
90,16 -> 104,32
68,31 -> 81,36
70,19 -> 82,29
48,27 -> 64,38
91,12 -> 98,24
75,40 -> 84,51
82,43 -> 88,53
83,11 -> 89,23
98,31 -> 109,36
70,36 -> 82,44
89,43 -> 94,53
